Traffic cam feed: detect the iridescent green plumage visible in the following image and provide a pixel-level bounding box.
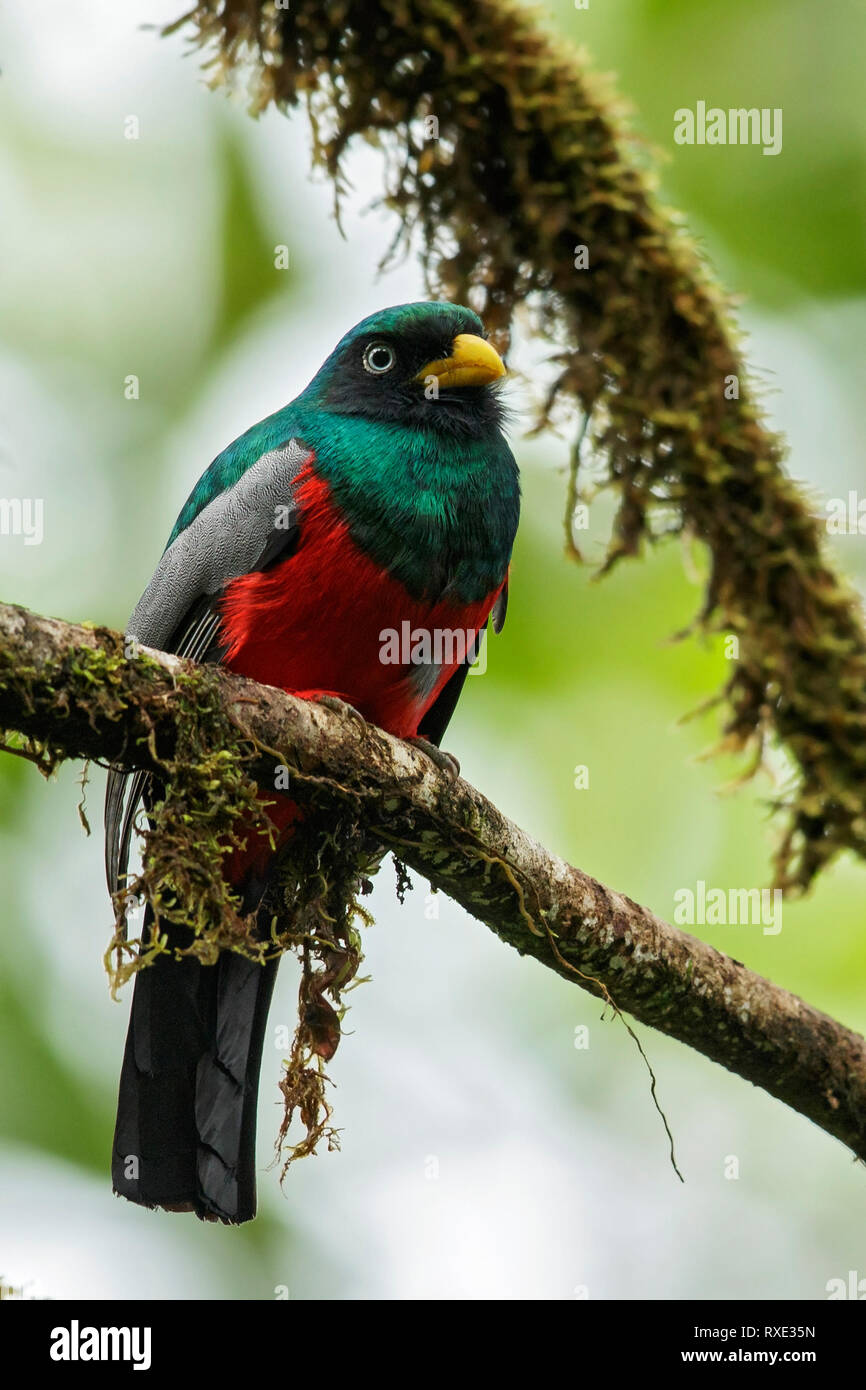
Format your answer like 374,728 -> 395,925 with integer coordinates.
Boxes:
169,302 -> 519,603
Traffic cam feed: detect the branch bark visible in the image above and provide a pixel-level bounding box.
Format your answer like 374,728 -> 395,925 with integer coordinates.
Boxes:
1,597 -> 865,1165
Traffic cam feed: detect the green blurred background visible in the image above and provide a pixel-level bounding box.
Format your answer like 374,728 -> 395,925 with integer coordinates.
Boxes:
0,0 -> 864,1298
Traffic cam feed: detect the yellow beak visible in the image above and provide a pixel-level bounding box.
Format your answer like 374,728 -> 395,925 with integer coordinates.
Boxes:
415,333 -> 506,389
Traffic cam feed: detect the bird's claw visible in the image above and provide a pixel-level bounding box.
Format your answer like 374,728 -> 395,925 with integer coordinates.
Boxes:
405,736 -> 461,783
315,694 -> 370,736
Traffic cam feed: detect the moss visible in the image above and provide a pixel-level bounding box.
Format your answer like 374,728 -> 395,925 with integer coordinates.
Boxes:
101,659 -> 274,994
270,807 -> 378,1175
0,609 -> 390,1160
168,0 -> 866,894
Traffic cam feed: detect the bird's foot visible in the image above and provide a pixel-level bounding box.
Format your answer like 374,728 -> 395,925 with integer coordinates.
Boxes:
314,694 -> 370,736
405,736 -> 461,783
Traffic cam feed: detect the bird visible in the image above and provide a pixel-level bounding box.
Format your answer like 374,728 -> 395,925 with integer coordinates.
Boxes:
104,300 -> 520,1224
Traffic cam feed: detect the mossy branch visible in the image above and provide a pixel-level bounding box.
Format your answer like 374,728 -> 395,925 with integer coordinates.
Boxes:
1,598 -> 865,1167
169,0 -> 866,894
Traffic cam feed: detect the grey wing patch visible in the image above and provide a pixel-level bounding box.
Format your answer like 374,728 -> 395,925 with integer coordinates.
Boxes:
172,595 -> 226,664
104,437 -> 309,898
104,767 -> 137,900
127,438 -> 309,651
104,767 -> 150,904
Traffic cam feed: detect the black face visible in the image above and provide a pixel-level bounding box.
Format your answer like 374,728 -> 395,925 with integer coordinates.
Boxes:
315,305 -> 507,440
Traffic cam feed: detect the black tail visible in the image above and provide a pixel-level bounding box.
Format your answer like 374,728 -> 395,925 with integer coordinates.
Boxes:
112,908 -> 279,1224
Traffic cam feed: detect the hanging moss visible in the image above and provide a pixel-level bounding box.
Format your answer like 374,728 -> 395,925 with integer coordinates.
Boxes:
94,650 -> 378,1169
167,0 -> 866,894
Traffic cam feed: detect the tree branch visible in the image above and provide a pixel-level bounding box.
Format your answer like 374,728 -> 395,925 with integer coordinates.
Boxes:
2,598 -> 865,1164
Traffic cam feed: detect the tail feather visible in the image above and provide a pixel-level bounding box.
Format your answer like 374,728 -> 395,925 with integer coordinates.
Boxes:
112,909 -> 279,1224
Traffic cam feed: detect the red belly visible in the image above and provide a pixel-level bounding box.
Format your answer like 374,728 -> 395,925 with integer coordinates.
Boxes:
217,465 -> 500,887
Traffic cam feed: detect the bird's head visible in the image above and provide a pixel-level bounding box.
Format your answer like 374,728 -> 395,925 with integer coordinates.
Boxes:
299,301 -> 508,440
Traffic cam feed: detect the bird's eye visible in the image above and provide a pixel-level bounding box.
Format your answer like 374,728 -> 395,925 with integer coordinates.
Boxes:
362,341 -> 396,375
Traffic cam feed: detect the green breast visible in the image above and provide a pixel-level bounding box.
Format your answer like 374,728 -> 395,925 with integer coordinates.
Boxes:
297,410 -> 520,605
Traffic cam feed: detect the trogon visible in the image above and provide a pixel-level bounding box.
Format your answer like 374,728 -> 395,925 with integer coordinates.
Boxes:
104,300 -> 520,1223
